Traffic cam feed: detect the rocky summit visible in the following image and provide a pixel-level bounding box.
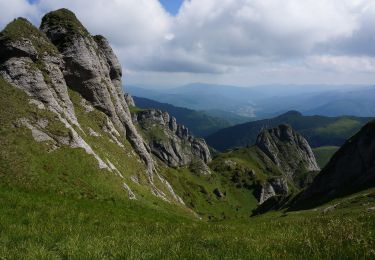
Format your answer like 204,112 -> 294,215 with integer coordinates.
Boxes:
256,124 -> 320,184
0,9 -> 187,203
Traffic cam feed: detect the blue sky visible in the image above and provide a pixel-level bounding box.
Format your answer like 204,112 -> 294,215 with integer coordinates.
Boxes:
159,0 -> 184,15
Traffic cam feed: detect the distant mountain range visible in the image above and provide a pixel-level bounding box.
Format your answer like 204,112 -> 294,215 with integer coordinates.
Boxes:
127,83 -> 375,119
205,111 -> 373,151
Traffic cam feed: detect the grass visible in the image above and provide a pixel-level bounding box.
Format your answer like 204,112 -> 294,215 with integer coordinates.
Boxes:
129,106 -> 147,114
0,17 -> 58,56
315,118 -> 362,136
313,146 -> 340,168
41,8 -> 90,49
0,185 -> 374,259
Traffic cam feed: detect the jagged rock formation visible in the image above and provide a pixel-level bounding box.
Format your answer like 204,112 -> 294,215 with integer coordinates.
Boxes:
40,9 -> 155,179
0,9 -> 183,203
256,124 -> 320,180
124,93 -> 135,107
133,107 -> 212,168
297,120 -> 375,207
256,177 -> 289,205
252,124 -> 319,204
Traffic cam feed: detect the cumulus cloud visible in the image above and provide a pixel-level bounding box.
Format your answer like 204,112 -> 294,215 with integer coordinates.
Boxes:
0,0 -> 39,27
1,0 -> 375,84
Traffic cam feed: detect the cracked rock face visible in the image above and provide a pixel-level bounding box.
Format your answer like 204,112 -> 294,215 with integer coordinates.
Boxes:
256,124 -> 320,178
256,177 -> 288,205
135,109 -> 212,168
40,9 -> 155,179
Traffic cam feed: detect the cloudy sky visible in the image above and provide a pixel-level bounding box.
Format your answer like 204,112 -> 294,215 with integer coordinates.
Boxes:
1,0 -> 375,87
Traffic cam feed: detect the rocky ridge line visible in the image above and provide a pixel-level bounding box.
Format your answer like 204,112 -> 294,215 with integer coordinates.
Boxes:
0,10 -> 183,203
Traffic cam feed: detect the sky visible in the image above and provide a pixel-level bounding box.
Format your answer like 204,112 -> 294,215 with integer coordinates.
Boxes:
1,0 -> 375,88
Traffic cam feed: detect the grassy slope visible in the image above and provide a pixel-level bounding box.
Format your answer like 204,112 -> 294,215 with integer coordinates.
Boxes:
1,78 -> 374,258
313,146 -> 340,168
1,184 -> 374,259
0,76 -> 191,216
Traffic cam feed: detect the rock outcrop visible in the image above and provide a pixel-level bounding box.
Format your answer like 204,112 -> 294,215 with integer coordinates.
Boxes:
0,18 -> 112,167
124,93 -> 135,107
256,124 -> 320,180
133,108 -> 212,168
297,120 -> 375,207
252,124 -> 318,204
0,9 -> 184,203
256,177 -> 288,205
39,9 -> 155,179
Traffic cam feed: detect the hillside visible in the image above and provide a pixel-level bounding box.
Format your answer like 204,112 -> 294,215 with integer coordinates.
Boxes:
206,111 -> 372,151
132,96 -> 231,136
295,119 -> 375,209
313,146 -> 340,168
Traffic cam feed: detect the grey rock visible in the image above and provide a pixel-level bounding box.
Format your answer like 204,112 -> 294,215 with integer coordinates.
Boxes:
0,11 -> 186,204
256,124 -> 320,181
259,183 -> 276,204
135,109 -> 212,167
257,177 -> 288,204
269,177 -> 289,195
323,203 -> 340,213
123,183 -> 136,200
124,93 -> 135,107
41,9 -> 155,179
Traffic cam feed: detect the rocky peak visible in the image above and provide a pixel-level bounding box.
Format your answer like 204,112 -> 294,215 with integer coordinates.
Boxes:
256,124 -> 320,179
133,107 -> 212,168
40,9 -> 155,179
0,17 -> 77,126
0,10 -> 185,204
40,8 -> 89,49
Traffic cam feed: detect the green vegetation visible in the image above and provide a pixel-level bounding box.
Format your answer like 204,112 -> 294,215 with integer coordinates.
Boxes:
0,17 -> 58,56
133,96 -> 232,137
41,8 -> 90,48
313,146 -> 340,168
315,118 -> 361,136
128,106 -> 147,114
0,184 -> 374,259
206,110 -> 372,151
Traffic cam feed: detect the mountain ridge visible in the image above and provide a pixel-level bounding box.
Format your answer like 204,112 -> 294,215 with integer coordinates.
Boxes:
206,110 -> 372,151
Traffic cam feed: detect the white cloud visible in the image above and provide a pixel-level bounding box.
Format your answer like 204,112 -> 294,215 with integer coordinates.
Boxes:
307,55 -> 375,73
0,0 -> 39,28
1,0 -> 375,85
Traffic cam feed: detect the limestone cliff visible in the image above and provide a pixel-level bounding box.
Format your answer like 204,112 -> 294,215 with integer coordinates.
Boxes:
256,124 -> 320,181
40,9 -> 155,180
0,10 -> 183,203
253,124 -> 319,204
132,106 -> 212,169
